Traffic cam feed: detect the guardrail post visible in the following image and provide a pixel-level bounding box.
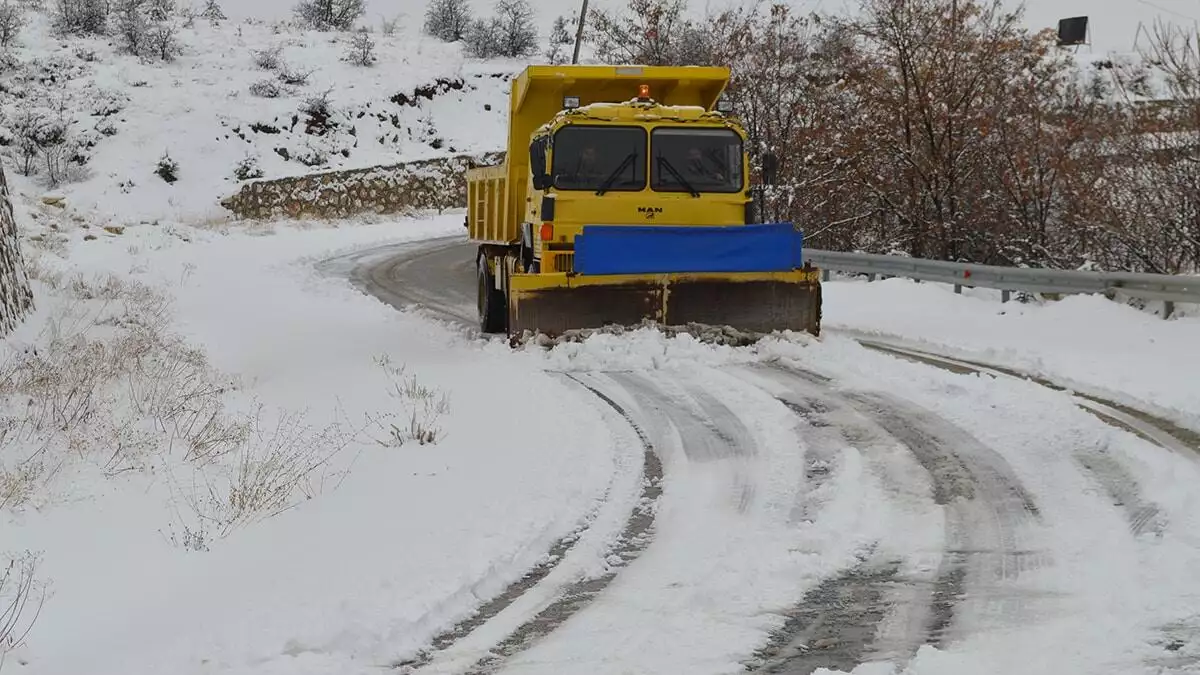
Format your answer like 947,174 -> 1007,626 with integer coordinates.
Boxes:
1002,289 -> 1010,303
822,269 -> 830,282
954,284 -> 962,294
1165,301 -> 1175,319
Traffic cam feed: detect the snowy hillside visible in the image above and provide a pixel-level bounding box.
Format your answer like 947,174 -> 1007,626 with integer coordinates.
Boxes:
0,9 -> 529,225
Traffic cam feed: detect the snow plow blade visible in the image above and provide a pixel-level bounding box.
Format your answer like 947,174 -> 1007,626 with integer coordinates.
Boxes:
507,269 -> 822,339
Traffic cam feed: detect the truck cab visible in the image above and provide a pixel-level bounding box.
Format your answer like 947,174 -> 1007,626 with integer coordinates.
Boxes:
524,87 -> 752,275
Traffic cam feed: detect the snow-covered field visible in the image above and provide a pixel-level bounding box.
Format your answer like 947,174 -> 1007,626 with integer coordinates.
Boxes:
0,214 -> 630,674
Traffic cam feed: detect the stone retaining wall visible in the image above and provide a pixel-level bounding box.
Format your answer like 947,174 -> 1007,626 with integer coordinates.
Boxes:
220,151 -> 505,220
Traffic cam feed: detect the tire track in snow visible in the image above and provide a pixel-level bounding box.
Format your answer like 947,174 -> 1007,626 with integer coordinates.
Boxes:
855,340 -> 1184,537
390,374 -> 661,673
744,366 -> 1047,674
451,374 -> 664,674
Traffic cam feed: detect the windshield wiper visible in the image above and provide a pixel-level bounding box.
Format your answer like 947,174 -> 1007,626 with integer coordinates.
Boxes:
657,156 -> 700,197
595,153 -> 636,196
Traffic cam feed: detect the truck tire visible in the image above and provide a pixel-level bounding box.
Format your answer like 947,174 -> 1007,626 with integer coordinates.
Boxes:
477,256 -> 507,334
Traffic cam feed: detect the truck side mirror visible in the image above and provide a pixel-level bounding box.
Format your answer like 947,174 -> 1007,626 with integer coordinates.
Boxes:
530,138 -> 552,191
762,152 -> 778,186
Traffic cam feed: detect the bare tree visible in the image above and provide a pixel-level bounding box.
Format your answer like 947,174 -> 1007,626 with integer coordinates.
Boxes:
493,0 -> 536,57
720,6 -> 871,244
0,1 -> 24,48
845,0 -> 1042,261
114,0 -> 149,56
423,0 -> 471,42
464,15 -> 501,57
200,0 -> 225,23
587,0 -> 693,65
145,0 -> 171,21
1086,20 -> 1200,273
252,43 -> 283,70
146,18 -> 181,61
985,28 -> 1109,268
293,0 -> 364,31
0,161 -> 33,338
53,0 -> 108,35
545,14 -> 571,64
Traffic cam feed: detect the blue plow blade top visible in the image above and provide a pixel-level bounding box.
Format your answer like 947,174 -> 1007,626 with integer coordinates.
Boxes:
572,222 -> 804,276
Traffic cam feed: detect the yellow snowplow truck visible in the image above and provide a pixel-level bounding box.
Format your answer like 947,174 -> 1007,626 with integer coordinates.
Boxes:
465,64 -> 822,338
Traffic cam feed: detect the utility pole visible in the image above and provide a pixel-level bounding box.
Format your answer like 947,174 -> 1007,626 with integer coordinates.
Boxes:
572,0 -> 589,64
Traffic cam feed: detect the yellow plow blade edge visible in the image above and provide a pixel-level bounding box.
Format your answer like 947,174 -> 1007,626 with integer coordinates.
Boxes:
507,269 -> 822,338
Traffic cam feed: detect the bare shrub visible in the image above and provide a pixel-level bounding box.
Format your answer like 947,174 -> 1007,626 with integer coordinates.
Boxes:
249,78 -> 282,98
199,0 -> 224,23
174,406 -> 356,539
155,151 -> 178,183
379,13 -> 399,35
299,89 -> 336,135
367,354 -> 450,446
343,27 -> 376,66
8,98 -> 91,187
145,19 -> 182,61
0,274 -> 244,481
54,0 -> 109,35
463,15 -> 501,58
113,0 -> 147,55
233,155 -> 264,179
145,0 -> 172,22
423,0 -> 471,42
293,0 -> 364,31
252,44 -> 283,70
277,65 -> 312,85
0,551 -> 44,669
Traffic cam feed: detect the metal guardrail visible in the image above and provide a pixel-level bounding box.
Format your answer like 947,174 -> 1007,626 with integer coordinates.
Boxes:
804,249 -> 1200,316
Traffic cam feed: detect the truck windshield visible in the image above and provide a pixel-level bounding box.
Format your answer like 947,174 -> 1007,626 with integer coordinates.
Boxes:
651,128 -> 743,194
552,126 -> 646,192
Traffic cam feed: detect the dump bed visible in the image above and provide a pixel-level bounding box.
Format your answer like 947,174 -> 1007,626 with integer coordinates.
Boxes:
466,65 -> 732,246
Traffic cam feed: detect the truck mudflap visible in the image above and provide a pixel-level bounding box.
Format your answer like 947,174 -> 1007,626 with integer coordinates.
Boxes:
506,269 -> 822,338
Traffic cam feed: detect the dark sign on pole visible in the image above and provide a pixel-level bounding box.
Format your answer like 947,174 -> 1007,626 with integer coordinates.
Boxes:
1057,16 -> 1089,46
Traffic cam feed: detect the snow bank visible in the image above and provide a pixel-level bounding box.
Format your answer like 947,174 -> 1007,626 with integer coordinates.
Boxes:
820,277 -> 1200,429
1,212 -> 621,675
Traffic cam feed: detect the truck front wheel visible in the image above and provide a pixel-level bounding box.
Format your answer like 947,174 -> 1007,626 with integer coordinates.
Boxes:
477,256 -> 507,334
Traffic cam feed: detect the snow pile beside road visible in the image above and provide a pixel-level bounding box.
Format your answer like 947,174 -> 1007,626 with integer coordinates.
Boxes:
524,323 -> 817,371
1,214 -> 625,675
821,277 -> 1200,428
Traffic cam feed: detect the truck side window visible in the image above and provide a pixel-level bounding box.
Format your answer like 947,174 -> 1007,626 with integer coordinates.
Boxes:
552,126 -> 647,192
650,127 -> 743,194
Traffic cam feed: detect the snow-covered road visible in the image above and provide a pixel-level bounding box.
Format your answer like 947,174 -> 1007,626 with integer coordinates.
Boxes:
325,234 -> 1200,675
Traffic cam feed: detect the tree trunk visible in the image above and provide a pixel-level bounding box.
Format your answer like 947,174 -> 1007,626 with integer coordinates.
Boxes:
0,162 -> 33,337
